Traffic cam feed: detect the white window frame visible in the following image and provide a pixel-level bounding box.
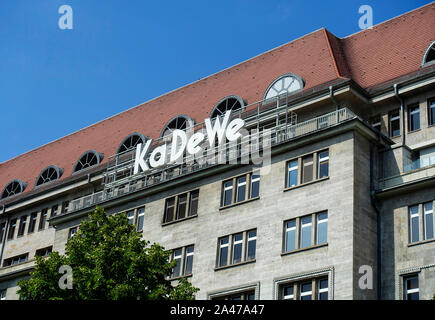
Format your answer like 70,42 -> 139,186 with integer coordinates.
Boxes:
409,205 -> 420,243
423,202 -> 434,240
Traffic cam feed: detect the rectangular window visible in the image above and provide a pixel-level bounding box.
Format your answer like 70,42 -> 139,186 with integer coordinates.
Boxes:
0,289 -> 6,300
318,151 -> 329,179
409,205 -> 420,243
282,284 -> 294,300
222,180 -> 233,206
136,207 -> 145,231
68,227 -> 78,239
7,219 -> 16,240
126,210 -> 135,225
371,115 -> 381,132
28,212 -> 38,233
408,105 -> 420,132
51,205 -> 59,218
423,202 -> 434,240
172,248 -> 183,278
217,229 -> 256,268
184,245 -> 194,275
250,173 -> 260,198
428,100 -> 435,126
0,222 -> 5,244
169,245 -> 194,279
300,282 -> 313,300
404,275 -> 419,300
287,160 -> 298,188
164,197 -> 176,223
176,193 -> 188,220
35,246 -> 52,257
38,209 -> 48,231
316,212 -> 328,245
389,110 -> 400,137
284,220 -> 297,252
212,290 -> 255,300
17,215 -> 28,237
3,254 -> 28,267
300,216 -> 312,249
302,155 -> 314,184
279,278 -> 327,300
236,177 -> 247,203
61,201 -> 70,214
318,279 -> 329,300
188,190 -> 199,217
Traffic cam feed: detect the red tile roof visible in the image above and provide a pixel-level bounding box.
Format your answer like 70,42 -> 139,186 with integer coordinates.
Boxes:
1,3 -> 434,202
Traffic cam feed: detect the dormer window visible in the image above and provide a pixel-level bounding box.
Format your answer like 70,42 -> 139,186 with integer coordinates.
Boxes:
264,73 -> 304,101
1,180 -> 27,200
422,41 -> 435,66
117,133 -> 147,153
35,166 -> 63,187
73,150 -> 103,173
160,115 -> 195,138
210,96 -> 245,119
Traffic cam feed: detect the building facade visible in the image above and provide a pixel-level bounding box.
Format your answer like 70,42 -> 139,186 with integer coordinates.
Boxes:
1,3 -> 435,300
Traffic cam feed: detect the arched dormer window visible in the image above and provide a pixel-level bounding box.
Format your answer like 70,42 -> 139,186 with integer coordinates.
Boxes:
73,150 -> 103,173
1,179 -> 27,200
117,132 -> 147,153
263,73 -> 304,101
160,115 -> 195,138
422,41 -> 435,66
210,95 -> 246,119
35,165 -> 63,187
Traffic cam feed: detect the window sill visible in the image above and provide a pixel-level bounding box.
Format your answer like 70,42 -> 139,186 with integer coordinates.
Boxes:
281,243 -> 328,256
162,214 -> 198,227
168,273 -> 193,281
408,238 -> 435,247
214,259 -> 256,271
219,197 -> 260,211
283,177 -> 329,192
407,128 -> 421,134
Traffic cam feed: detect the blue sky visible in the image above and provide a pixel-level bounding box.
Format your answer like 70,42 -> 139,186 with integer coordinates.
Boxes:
0,0 -> 431,162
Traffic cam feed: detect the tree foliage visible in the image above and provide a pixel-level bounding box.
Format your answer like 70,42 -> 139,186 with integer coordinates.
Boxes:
18,207 -> 199,300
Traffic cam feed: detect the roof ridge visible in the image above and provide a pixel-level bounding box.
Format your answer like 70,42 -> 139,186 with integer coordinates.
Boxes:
322,28 -> 347,80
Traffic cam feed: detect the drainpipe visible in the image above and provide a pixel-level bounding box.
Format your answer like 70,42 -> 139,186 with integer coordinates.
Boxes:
329,86 -> 339,122
393,84 -> 405,146
370,145 -> 382,300
0,205 -> 8,266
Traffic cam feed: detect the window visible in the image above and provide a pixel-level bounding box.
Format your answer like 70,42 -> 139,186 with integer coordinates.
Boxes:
17,215 -> 28,237
279,277 -> 328,300
1,180 -> 27,200
3,253 -> 28,267
73,150 -> 103,173
423,202 -> 434,240
409,205 -> 420,243
38,209 -> 48,231
123,206 -> 146,230
212,290 -> 255,300
221,173 -> 259,207
217,229 -> 257,268
35,246 -> 52,257
429,100 -> 435,126
403,275 -> 419,300
28,212 -> 38,233
389,110 -> 400,137
0,289 -> 6,300
51,205 -> 59,218
7,219 -> 16,240
136,207 -> 145,231
169,245 -> 194,279
61,201 -> 70,214
210,96 -> 245,119
284,212 -> 328,253
127,210 -> 135,225
408,105 -> 420,132
35,166 -> 62,187
161,115 -> 194,138
68,227 -> 78,239
163,190 -> 199,224
318,151 -> 329,179
422,41 -> 435,65
371,115 -> 381,131
118,133 -> 146,153
264,73 -> 304,101
0,222 -> 6,244
286,150 -> 328,189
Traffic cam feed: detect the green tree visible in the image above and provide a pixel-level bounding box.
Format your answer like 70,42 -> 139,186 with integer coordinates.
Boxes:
18,207 -> 198,300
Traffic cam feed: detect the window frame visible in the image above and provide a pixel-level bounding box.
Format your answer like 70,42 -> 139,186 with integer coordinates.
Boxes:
389,110 -> 401,137
428,99 -> 435,127
403,274 -> 419,300
216,229 -> 257,269
163,189 -> 200,225
168,244 -> 195,279
221,172 -> 260,208
278,277 -> 329,300
407,105 -> 420,132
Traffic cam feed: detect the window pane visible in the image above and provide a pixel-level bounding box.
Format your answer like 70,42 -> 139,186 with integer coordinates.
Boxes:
188,190 -> 199,216
302,155 -> 313,184
405,276 -> 419,300
318,151 -> 329,179
172,249 -> 182,278
219,237 -> 229,267
184,245 -> 194,275
223,181 -> 233,206
246,291 -> 255,300
136,208 -> 145,231
409,205 -> 419,243
390,111 -> 400,137
429,101 -> 435,126
408,106 -> 420,131
236,177 -> 246,203
177,194 -> 187,219
300,282 -> 312,300
288,160 -> 298,187
285,220 -> 296,252
164,198 -> 175,223
282,285 -> 294,300
250,174 -> 260,198
127,210 -> 135,225
317,212 -> 328,244
246,230 -> 256,260
300,216 -> 312,248
318,279 -> 328,300
424,202 -> 434,240
232,233 -> 243,264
